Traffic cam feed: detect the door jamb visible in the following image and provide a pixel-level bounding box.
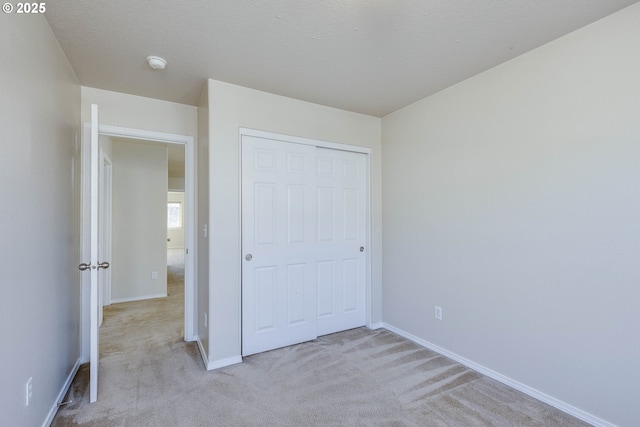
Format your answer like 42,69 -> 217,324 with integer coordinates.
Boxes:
98,149 -> 112,325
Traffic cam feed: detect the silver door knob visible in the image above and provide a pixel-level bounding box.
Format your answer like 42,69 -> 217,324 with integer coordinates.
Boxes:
245,254 -> 253,261
98,261 -> 110,270
360,246 -> 365,252
78,263 -> 91,271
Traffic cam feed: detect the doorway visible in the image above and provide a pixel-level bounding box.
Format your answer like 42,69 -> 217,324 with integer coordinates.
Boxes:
167,190 -> 186,314
81,124 -> 196,364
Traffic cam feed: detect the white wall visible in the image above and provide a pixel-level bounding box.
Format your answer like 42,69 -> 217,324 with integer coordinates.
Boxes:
381,4 -> 640,426
167,191 -> 185,248
204,79 -> 382,365
0,15 -> 81,427
111,140 -> 168,302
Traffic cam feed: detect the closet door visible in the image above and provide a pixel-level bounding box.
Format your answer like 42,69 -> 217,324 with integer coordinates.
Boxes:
316,148 -> 367,336
241,136 -> 318,356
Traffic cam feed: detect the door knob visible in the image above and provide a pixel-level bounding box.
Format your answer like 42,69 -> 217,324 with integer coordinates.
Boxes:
360,246 -> 365,252
98,261 -> 110,270
245,254 -> 253,261
78,263 -> 92,271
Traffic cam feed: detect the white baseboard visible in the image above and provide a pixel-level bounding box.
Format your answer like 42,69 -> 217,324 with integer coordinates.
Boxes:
196,337 -> 209,369
206,355 -> 243,371
43,358 -> 80,427
110,293 -> 167,304
381,323 -> 617,427
368,322 -> 384,330
195,338 -> 241,370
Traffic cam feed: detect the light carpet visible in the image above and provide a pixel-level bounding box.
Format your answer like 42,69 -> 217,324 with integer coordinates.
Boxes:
53,265 -> 590,426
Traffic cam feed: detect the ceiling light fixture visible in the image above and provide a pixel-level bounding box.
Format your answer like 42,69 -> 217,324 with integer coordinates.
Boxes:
146,56 -> 167,70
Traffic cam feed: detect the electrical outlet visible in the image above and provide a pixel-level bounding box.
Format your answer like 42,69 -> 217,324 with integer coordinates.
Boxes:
204,312 -> 208,328
25,377 -> 32,406
434,306 -> 443,320
151,271 -> 158,279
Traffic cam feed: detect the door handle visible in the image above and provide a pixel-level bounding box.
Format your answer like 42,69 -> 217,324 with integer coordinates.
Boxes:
245,254 -> 253,261
360,246 -> 365,252
78,263 -> 92,271
98,261 -> 110,270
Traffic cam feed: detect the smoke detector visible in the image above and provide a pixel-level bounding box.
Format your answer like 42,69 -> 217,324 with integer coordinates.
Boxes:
146,56 -> 167,70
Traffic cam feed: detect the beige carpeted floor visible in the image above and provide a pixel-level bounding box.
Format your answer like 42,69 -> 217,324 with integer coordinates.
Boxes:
53,262 -> 590,426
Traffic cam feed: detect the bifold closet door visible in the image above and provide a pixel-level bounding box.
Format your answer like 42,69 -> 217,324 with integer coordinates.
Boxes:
241,136 -> 318,356
316,148 -> 367,336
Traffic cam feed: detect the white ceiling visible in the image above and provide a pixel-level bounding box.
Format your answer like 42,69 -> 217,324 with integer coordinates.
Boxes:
45,0 -> 638,117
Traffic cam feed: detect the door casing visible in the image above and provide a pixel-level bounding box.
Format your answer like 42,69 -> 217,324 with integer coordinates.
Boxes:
80,123 -> 197,365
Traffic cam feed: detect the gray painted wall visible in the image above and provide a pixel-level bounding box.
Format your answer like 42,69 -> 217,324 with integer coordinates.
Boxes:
0,14 -> 81,427
111,140 -> 168,302
381,4 -> 640,426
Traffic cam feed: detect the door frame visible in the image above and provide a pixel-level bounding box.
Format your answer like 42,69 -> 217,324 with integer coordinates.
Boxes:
81,124 -> 197,362
238,128 -> 374,346
98,149 -> 112,325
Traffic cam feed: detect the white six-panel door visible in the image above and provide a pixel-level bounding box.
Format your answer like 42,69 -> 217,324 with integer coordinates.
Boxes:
316,148 -> 367,336
242,134 -> 368,356
242,136 -> 318,356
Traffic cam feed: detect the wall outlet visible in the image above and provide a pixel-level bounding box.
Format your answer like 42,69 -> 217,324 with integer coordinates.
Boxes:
151,271 -> 158,279
204,312 -> 208,328
434,306 -> 443,320
25,377 -> 32,406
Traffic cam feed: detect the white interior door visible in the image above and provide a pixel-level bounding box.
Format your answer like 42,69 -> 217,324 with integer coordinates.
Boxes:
89,104 -> 100,402
242,136 -> 318,356
316,148 -> 367,336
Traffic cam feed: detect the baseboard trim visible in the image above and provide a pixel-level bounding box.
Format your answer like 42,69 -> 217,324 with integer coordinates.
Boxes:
110,293 -> 167,304
43,358 -> 80,427
381,323 -> 616,427
368,322 -> 384,330
206,355 -> 243,371
195,338 -> 241,370
196,337 -> 209,369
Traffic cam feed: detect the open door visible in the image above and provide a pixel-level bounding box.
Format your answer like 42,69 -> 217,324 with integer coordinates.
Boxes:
78,104 -> 109,403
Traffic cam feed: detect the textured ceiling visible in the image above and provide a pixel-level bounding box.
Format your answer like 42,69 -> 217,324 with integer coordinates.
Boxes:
45,0 -> 638,117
